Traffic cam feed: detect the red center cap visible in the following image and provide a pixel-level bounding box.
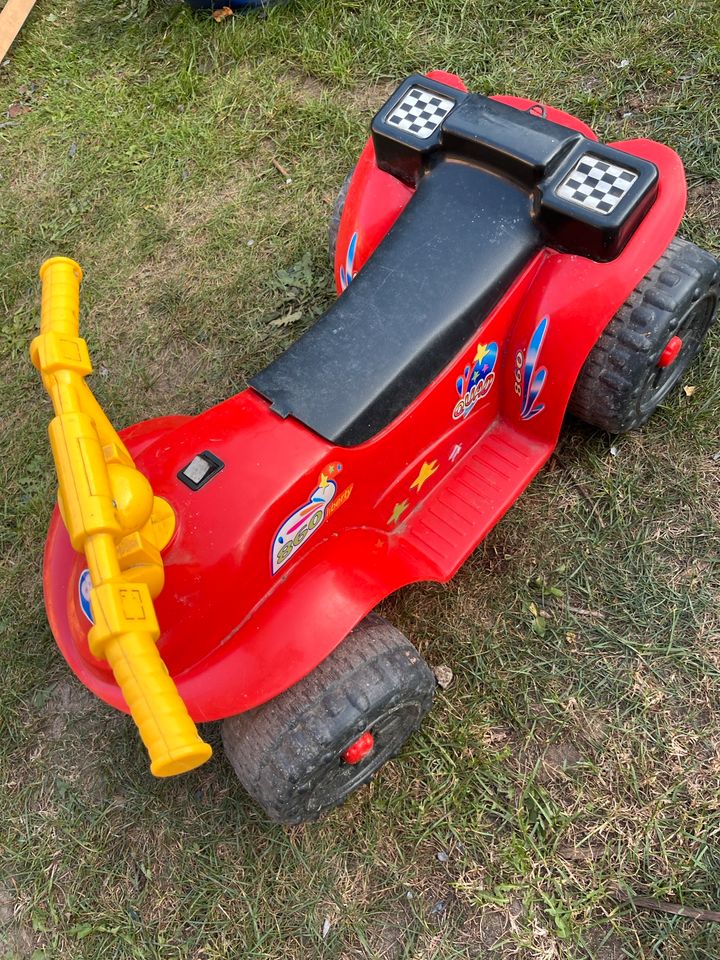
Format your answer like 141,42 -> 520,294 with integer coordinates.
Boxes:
658,336 -> 683,368
342,731 -> 375,764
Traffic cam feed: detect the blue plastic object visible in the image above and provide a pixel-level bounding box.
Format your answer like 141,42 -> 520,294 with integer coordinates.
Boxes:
185,0 -> 284,11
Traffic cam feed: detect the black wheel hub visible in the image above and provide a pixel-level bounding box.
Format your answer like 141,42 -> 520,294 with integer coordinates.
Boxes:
300,701 -> 424,817
636,293 -> 718,419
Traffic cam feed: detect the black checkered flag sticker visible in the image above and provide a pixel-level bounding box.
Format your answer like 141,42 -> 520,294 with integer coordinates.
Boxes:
557,154 -> 638,214
386,86 -> 456,139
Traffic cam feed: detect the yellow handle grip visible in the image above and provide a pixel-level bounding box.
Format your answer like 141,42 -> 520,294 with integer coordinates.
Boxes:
34,257 -> 212,777
105,632 -> 213,777
39,256 -> 83,337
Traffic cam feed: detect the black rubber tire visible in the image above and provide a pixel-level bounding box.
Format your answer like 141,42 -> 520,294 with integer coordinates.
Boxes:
327,170 -> 354,267
221,614 -> 435,824
569,236 -> 720,433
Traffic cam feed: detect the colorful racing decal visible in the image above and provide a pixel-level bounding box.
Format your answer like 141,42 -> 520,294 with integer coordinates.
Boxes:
388,459 -> 442,528
518,317 -> 549,420
453,341 -> 498,420
271,463 -> 345,574
78,568 -> 94,624
339,232 -> 358,291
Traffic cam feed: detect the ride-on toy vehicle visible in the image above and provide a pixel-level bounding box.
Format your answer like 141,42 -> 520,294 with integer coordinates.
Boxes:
33,72 -> 719,823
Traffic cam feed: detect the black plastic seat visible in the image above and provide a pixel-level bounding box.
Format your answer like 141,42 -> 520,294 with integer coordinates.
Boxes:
251,76 -> 659,446
251,158 -> 540,446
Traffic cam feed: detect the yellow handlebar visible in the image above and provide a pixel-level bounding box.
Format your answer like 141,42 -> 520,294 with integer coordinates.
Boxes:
31,257 -> 212,777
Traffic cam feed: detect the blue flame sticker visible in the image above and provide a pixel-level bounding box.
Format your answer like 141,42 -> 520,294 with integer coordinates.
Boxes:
78,568 -> 94,624
520,317 -> 549,420
339,232 -> 358,291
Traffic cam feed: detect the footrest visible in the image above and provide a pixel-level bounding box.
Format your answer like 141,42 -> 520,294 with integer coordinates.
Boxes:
400,424 -> 552,580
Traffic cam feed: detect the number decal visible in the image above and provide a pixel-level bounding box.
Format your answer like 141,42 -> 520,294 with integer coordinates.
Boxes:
271,464 -> 349,575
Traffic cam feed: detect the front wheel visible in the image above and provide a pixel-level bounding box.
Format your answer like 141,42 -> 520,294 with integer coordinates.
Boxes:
569,237 -> 720,433
221,614 -> 435,824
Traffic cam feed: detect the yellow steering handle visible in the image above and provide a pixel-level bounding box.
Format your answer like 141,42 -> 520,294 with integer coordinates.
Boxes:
31,257 -> 212,777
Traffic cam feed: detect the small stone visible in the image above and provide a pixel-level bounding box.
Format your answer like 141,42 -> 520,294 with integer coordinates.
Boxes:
609,445 -> 618,456
619,58 -> 630,68
247,239 -> 254,247
68,142 -> 77,158
321,918 -> 331,939
433,664 -> 453,689
436,851 -> 449,862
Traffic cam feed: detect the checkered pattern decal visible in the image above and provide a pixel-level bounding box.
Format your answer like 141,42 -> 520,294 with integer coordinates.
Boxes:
386,86 -> 455,139
557,154 -> 638,214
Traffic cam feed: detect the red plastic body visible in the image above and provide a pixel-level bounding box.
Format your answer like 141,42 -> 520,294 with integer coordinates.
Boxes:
44,72 -> 687,723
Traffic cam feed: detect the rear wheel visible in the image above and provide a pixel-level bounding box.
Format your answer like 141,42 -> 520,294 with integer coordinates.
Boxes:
327,170 -> 354,266
569,237 -> 720,433
221,614 -> 435,824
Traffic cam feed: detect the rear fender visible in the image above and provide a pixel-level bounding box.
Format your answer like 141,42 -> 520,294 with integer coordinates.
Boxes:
335,73 -> 599,293
497,139 -> 687,444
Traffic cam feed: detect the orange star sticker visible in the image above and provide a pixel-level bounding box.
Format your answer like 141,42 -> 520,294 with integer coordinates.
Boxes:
388,499 -> 410,525
410,459 -> 439,493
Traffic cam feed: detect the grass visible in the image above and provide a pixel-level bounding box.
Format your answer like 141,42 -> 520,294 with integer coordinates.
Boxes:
0,0 -> 719,956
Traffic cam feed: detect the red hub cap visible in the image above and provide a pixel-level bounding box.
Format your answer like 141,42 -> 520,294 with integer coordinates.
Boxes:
342,731 -> 375,764
658,335 -> 683,368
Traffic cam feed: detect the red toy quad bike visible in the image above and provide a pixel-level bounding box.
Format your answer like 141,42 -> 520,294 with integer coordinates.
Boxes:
33,71 -> 719,823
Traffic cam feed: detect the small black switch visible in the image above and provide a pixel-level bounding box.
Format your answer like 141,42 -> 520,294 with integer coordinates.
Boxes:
177,451 -> 224,491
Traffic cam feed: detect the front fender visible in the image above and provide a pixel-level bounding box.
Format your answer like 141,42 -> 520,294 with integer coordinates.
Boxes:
173,528 -> 423,722
47,515 -> 424,722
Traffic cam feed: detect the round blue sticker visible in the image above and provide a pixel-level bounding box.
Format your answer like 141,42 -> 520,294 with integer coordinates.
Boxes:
78,568 -> 94,624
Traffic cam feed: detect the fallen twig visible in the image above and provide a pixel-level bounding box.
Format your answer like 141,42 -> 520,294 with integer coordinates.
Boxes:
567,605 -> 606,619
613,886 -> 720,924
272,158 -> 291,179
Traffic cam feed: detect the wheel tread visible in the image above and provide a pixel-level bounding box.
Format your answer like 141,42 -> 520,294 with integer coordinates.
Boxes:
569,237 -> 720,432
221,614 -> 435,823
